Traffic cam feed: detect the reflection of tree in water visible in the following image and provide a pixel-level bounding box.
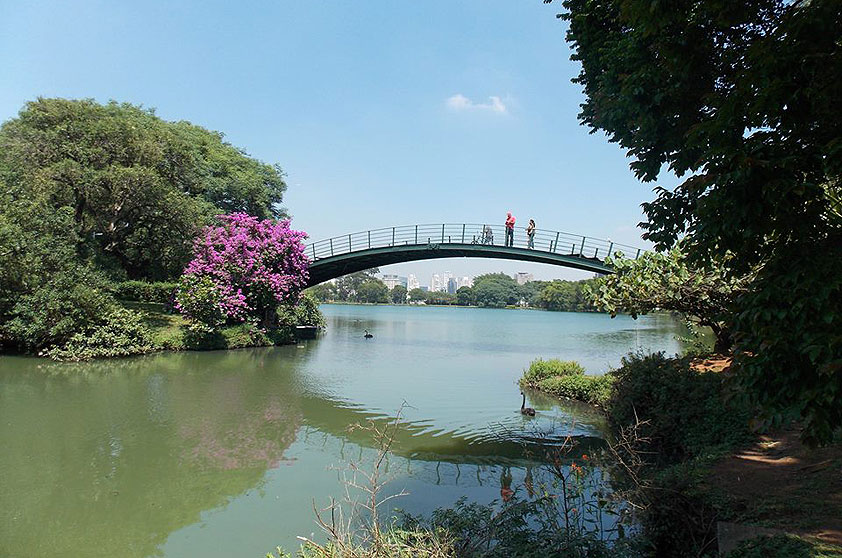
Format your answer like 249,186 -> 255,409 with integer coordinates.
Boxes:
0,351 -> 303,558
179,397 -> 299,470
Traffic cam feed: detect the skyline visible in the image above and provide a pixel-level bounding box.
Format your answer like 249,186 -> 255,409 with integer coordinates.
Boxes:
1,1 -> 678,281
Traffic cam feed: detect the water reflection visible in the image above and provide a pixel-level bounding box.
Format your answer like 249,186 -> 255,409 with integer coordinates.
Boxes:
0,306 -> 686,557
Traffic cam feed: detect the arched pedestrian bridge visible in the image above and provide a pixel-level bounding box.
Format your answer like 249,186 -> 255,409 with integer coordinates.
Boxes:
304,223 -> 643,287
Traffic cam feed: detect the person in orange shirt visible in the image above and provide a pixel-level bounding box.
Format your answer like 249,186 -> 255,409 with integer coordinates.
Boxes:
505,212 -> 516,247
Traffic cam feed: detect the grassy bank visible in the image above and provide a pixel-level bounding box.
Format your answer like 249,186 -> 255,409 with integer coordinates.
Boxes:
518,358 -> 614,407
43,297 -> 324,362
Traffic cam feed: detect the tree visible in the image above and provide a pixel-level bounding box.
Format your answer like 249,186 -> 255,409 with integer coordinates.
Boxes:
425,291 -> 456,306
588,249 -> 743,353
472,273 -> 519,308
333,269 -> 380,302
456,286 -> 475,306
559,0 -> 842,443
355,279 -> 389,304
0,98 -> 288,280
306,283 -> 336,302
390,285 -> 407,304
175,213 -> 309,330
408,288 -> 427,303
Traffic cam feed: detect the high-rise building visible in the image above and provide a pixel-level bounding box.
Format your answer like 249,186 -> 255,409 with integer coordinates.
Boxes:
457,276 -> 473,288
515,272 -> 534,285
447,277 -> 458,294
430,274 -> 443,292
380,274 -> 407,290
407,274 -> 420,291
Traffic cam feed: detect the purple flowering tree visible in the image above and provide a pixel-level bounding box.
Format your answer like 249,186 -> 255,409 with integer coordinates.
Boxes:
176,213 -> 309,330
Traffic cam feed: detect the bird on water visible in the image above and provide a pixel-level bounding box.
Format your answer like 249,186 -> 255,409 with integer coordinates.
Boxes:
364,329 -> 373,339
520,392 -> 536,416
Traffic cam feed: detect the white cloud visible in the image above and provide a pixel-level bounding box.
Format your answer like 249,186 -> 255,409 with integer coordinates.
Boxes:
445,94 -> 507,114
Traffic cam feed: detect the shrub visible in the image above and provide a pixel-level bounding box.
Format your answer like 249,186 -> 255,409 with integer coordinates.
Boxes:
536,374 -> 615,407
277,293 -> 325,329
175,213 -> 309,330
3,269 -> 116,351
110,281 -> 177,304
46,307 -> 153,361
175,274 -> 239,332
606,352 -> 753,466
521,358 -> 585,385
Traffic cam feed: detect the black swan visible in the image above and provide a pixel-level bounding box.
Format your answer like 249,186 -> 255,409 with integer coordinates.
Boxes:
364,330 -> 373,339
520,392 -> 536,416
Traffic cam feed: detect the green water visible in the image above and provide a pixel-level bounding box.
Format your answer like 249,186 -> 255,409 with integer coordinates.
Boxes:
0,305 -> 686,557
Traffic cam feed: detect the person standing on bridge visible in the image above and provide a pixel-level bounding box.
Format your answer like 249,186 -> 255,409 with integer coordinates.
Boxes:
505,212 -> 516,247
526,219 -> 536,249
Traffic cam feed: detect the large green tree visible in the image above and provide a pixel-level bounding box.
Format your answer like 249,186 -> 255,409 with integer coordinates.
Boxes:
0,98 -> 287,280
559,0 -> 842,442
472,273 -> 520,308
589,248 -> 744,353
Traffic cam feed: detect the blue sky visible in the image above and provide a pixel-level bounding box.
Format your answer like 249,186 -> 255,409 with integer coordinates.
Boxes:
0,0 -> 675,284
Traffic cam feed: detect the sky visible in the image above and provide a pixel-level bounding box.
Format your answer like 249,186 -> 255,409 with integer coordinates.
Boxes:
0,0 -> 677,285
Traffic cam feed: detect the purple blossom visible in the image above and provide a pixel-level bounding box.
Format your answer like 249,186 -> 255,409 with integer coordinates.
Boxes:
176,213 -> 310,327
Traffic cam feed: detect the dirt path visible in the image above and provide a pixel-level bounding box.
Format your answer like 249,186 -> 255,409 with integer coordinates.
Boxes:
706,425 -> 842,546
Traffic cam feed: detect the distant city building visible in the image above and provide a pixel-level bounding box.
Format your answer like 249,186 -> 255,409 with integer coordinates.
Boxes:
407,274 -> 420,291
457,276 -> 473,288
430,273 -> 444,292
447,277 -> 458,294
515,272 -> 534,285
380,274 -> 407,290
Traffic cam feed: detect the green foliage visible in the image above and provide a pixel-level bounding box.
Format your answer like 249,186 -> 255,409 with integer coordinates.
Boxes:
425,291 -> 457,306
390,284 -> 407,304
726,534 -> 842,558
456,286 -> 475,306
2,262 -> 116,352
519,359 -> 612,407
0,200 -> 112,351
589,247 -> 743,353
536,279 -> 597,312
174,275 -> 230,332
606,353 -> 753,465
110,280 -> 177,304
521,358 -> 585,384
408,288 -> 428,303
0,97 -> 287,281
535,374 -> 614,407
46,307 -> 153,361
356,279 -> 389,304
558,0 -> 842,442
472,273 -> 519,308
305,282 -> 336,302
277,293 -> 325,329
732,240 -> 842,447
332,269 -> 380,301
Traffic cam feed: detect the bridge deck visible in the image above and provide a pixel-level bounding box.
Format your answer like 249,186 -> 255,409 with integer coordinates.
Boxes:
304,223 -> 643,287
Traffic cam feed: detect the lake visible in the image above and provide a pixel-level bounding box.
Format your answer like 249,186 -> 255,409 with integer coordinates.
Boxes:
0,304 -> 686,557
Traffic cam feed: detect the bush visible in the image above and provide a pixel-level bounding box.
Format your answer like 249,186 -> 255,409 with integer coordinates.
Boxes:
2,269 -> 116,351
606,352 -> 753,466
46,307 -> 153,361
175,274 -> 237,332
725,534 -> 839,558
521,358 -> 585,384
110,281 -> 177,304
277,293 -> 325,329
536,374 -> 614,407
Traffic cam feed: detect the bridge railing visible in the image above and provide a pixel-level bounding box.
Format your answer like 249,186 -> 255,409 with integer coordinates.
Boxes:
306,223 -> 643,264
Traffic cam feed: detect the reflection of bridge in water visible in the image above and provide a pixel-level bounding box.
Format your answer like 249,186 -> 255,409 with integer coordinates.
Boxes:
305,223 -> 645,286
298,392 -> 606,470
